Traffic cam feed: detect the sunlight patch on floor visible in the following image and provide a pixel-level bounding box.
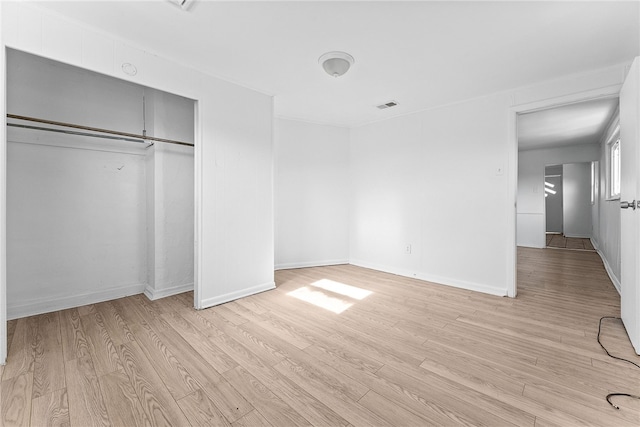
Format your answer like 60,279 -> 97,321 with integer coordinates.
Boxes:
287,286 -> 353,314
309,279 -> 373,300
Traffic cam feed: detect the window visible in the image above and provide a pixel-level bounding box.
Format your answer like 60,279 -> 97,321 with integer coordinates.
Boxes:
591,161 -> 598,205
610,139 -> 620,198
606,122 -> 621,200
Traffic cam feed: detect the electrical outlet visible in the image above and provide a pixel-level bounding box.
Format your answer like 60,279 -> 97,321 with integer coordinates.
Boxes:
405,244 -> 412,254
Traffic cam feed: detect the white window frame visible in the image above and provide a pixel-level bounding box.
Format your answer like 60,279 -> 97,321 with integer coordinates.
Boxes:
591,160 -> 598,205
605,122 -> 621,201
610,138 -> 621,198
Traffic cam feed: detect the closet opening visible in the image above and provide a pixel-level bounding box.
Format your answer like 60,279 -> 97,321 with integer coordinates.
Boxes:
6,49 -> 196,320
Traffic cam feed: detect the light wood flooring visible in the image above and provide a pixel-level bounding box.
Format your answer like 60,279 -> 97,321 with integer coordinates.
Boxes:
546,233 -> 595,251
2,248 -> 639,426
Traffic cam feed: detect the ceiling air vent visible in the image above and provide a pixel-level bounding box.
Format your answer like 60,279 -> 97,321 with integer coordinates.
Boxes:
168,0 -> 194,10
377,101 -> 398,110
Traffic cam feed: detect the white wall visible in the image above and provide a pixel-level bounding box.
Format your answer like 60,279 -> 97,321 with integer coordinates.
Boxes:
517,144 -> 600,248
349,113 -> 423,279
7,50 -> 145,132
7,131 -> 148,318
197,79 -> 273,308
275,118 -> 349,269
563,162 -> 592,238
351,97 -> 511,296
1,2 -> 275,361
144,88 -> 195,300
145,142 -> 195,300
593,114 -> 621,291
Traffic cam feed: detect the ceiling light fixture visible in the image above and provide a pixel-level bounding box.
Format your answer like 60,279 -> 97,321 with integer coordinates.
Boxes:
319,51 -> 354,78
121,63 -> 137,76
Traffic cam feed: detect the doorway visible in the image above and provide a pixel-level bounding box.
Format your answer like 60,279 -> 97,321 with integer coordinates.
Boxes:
545,164 -> 563,235
544,162 -> 596,251
511,91 -> 621,297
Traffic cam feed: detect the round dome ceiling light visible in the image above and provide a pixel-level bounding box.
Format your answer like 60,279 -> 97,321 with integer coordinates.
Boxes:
121,63 -> 138,76
319,51 -> 355,78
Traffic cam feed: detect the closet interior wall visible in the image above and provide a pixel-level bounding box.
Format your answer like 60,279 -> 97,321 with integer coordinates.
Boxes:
6,49 -> 194,319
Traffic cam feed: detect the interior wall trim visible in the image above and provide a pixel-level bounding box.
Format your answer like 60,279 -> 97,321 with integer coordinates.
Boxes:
275,259 -> 349,271
350,259 -> 509,297
198,281 -> 276,310
591,238 -> 621,295
7,283 -> 146,320
144,282 -> 194,301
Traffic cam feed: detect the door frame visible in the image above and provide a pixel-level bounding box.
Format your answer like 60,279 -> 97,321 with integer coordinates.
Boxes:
507,85 -> 623,298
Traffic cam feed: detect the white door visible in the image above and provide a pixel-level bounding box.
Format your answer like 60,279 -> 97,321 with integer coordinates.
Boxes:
620,57 -> 640,355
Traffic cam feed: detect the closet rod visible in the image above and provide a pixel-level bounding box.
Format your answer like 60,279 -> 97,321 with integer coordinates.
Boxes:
6,114 -> 194,147
7,123 -> 148,144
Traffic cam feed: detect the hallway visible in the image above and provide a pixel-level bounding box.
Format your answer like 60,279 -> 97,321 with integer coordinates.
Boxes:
546,234 -> 596,251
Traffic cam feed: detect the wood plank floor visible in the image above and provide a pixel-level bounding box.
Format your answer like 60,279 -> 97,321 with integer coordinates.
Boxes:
546,234 -> 595,251
2,247 -> 640,426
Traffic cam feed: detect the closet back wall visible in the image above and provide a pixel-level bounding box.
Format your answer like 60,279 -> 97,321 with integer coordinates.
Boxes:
7,131 -> 147,318
6,50 -> 194,319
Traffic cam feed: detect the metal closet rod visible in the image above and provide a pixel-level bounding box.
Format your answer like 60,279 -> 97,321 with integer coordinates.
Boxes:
8,123 -> 149,144
6,114 -> 194,147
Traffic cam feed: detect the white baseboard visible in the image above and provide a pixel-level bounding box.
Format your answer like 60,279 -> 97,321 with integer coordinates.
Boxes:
7,283 -> 146,320
349,259 -> 508,297
591,238 -> 621,294
517,243 -> 545,249
198,281 -> 276,309
144,282 -> 194,301
275,259 -> 349,271
564,233 -> 592,239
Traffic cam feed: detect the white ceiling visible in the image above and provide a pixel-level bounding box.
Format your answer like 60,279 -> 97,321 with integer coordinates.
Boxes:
518,97 -> 619,151
34,1 -> 639,128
